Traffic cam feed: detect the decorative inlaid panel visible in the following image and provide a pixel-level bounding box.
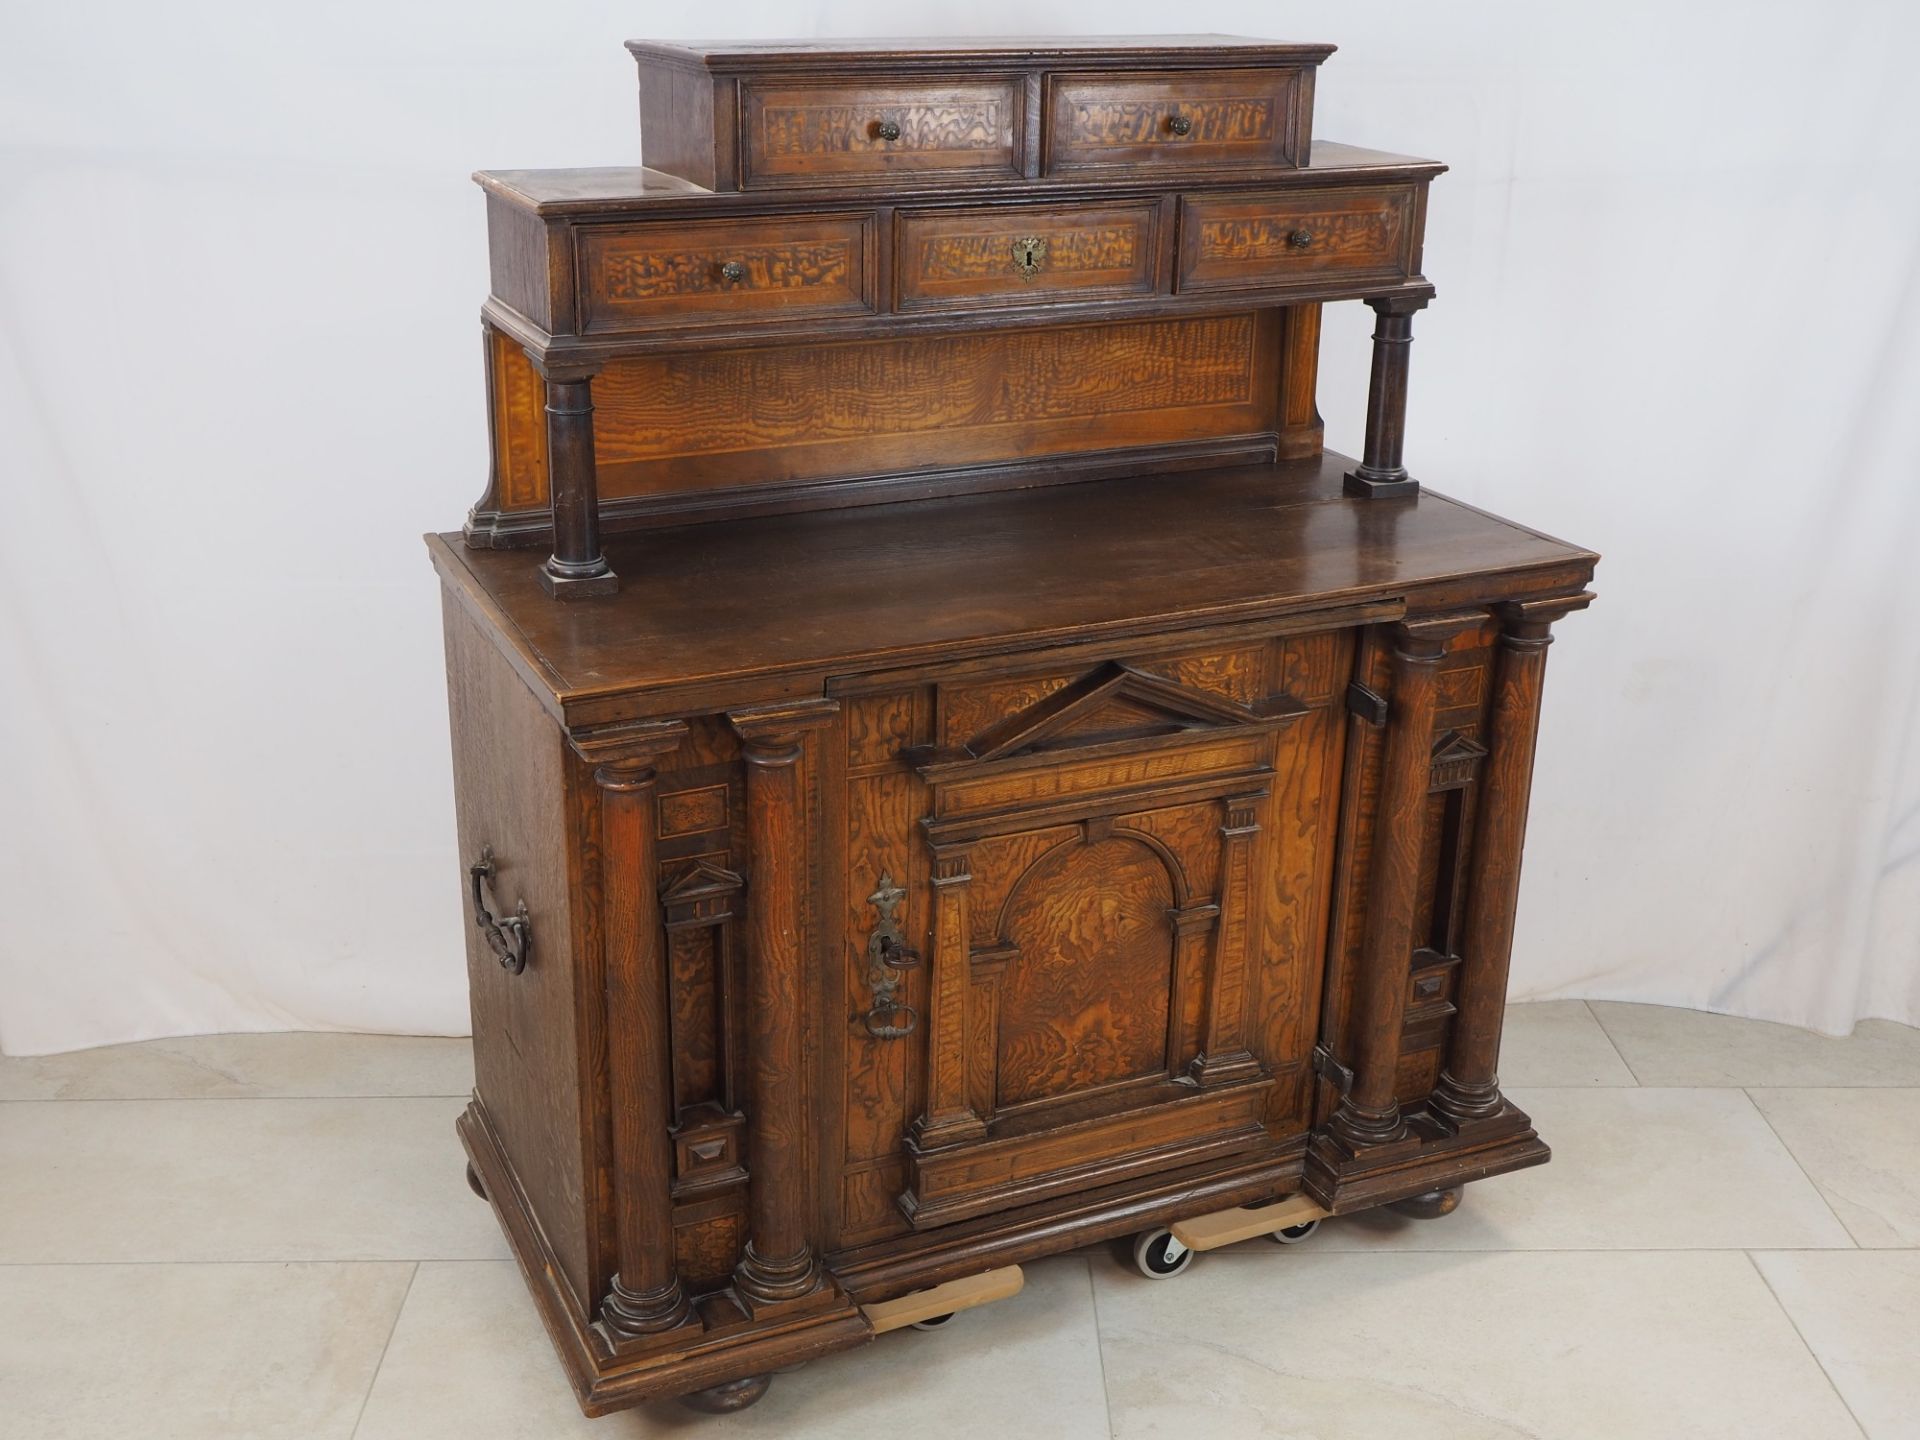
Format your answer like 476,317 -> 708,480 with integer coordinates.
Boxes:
1178,187 -> 1417,295
486,329 -> 548,509
742,79 -> 1022,186
1137,645 -> 1267,707
1047,69 -> 1303,174
895,201 -> 1161,311
582,312 -> 1280,504
995,836 -> 1177,1107
932,731 -> 1271,823
578,214 -> 876,332
658,784 -> 728,838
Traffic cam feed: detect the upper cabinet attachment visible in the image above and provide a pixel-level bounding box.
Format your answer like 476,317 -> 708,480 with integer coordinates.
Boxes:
626,37 -> 1334,192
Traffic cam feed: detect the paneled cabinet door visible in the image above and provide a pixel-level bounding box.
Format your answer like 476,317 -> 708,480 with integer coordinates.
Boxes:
895,660 -> 1309,1228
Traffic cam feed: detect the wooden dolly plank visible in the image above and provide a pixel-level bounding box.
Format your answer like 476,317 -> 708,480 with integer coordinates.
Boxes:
860,1265 -> 1025,1335
1170,1194 -> 1327,1252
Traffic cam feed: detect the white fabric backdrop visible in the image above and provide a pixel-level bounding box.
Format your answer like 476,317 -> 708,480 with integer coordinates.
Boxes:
3,1 -> 1916,1055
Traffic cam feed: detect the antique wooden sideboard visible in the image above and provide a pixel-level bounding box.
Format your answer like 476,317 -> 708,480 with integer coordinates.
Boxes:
431,35 -> 1597,1417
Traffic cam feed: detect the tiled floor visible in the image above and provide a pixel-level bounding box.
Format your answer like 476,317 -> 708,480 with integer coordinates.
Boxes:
2,1003 -> 1916,1439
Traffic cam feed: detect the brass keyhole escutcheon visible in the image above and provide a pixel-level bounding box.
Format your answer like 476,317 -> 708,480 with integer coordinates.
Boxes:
1011,235 -> 1048,281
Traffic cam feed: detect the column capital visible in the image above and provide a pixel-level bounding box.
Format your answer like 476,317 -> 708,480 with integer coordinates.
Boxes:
1364,290 -> 1433,319
1392,610 -> 1482,658
569,719 -> 689,780
727,697 -> 840,751
524,349 -> 601,385
1495,590 -> 1595,642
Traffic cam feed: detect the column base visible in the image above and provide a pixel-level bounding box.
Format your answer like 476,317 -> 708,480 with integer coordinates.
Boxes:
1324,1095 -> 1415,1153
1431,1070 -> 1508,1130
599,1274 -> 696,1344
1343,465 -> 1420,498
1305,1100 -> 1549,1213
538,555 -> 620,599
733,1242 -> 825,1313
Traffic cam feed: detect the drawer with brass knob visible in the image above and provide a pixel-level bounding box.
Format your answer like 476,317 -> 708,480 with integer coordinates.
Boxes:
739,78 -> 1025,187
1045,68 -> 1311,176
894,200 -> 1164,312
576,213 -> 880,333
1175,186 -> 1419,296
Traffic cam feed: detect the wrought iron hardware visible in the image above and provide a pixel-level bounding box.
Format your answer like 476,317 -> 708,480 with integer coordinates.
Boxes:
1287,228 -> 1315,250
1311,1042 -> 1354,1095
718,260 -> 747,284
1166,114 -> 1192,137
1010,235 -> 1048,281
861,871 -> 921,1039
470,846 -> 531,975
873,118 -> 902,141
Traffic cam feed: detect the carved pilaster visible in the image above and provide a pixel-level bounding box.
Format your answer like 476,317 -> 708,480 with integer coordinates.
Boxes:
1433,592 -> 1594,1130
726,698 -> 839,1311
1277,301 -> 1326,460
572,719 -> 697,1343
1343,294 -> 1429,499
914,842 -> 988,1146
1325,614 -> 1474,1150
532,355 -> 617,600
1191,791 -> 1266,1086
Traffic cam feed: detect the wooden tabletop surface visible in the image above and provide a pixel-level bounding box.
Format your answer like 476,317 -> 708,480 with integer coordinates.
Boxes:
429,453 -> 1597,726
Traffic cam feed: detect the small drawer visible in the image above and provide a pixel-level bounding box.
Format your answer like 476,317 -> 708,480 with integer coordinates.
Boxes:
895,200 -> 1162,312
577,213 -> 878,333
1046,69 -> 1305,176
740,77 -> 1024,188
1176,187 -> 1417,296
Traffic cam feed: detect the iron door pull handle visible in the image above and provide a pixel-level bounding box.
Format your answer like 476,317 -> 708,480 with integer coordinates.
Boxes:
470,846 -> 532,975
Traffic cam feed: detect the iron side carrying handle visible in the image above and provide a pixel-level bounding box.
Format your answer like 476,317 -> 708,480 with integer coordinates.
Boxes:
470,845 -> 532,975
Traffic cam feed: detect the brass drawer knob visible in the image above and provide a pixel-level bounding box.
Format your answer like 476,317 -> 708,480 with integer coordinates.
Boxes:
1166,114 -> 1192,137
874,118 -> 902,141
1287,229 -> 1315,250
718,260 -> 747,283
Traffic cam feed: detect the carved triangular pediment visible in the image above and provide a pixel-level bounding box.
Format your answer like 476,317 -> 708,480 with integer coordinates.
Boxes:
659,859 -> 744,916
961,663 -> 1280,764
1428,729 -> 1488,789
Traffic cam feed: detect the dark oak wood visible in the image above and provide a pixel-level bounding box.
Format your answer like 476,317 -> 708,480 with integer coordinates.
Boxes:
437,35 -> 1596,1417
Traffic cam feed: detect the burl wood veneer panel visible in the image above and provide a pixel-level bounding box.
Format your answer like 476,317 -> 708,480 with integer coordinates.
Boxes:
493,311 -> 1282,511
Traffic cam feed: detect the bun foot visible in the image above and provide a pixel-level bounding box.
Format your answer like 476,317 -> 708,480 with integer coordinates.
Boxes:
1388,1185 -> 1463,1220
678,1374 -> 772,1414
464,1162 -> 487,1200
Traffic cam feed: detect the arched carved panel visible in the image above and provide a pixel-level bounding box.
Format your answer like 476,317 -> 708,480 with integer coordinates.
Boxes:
995,836 -> 1176,1107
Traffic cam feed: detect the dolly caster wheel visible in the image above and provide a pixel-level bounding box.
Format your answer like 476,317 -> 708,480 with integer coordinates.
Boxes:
1268,1218 -> 1321,1244
678,1373 -> 772,1414
1132,1227 -> 1194,1279
1389,1185 -> 1463,1220
912,1311 -> 957,1331
464,1162 -> 486,1200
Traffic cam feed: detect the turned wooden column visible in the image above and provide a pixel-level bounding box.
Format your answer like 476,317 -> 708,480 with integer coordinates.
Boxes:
533,357 -> 618,600
1328,615 -> 1467,1148
1434,592 -> 1594,1127
727,699 -> 839,1309
1343,294 -> 1429,499
578,721 -> 696,1340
